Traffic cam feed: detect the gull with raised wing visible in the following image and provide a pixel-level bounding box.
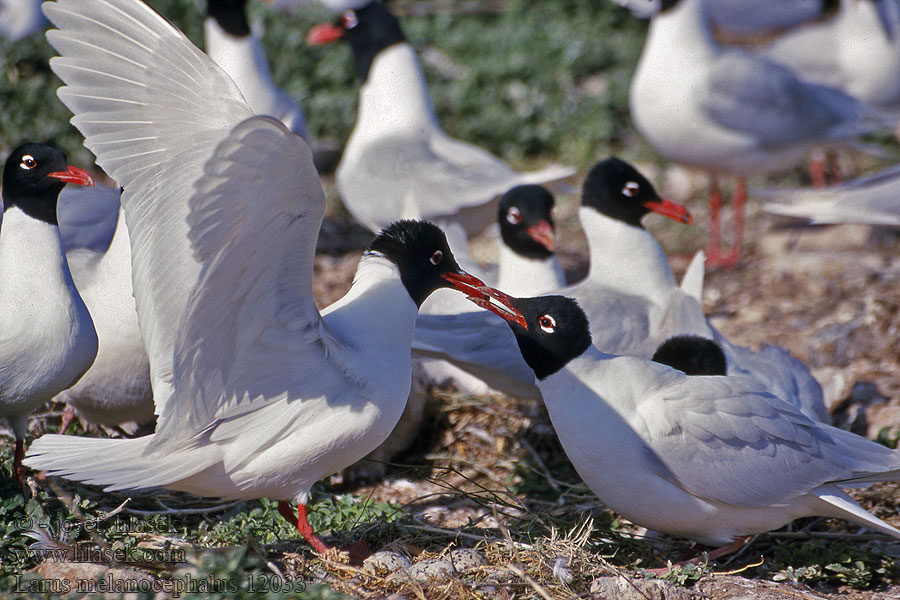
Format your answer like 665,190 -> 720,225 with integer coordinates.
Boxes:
487,294 -> 900,551
306,1 -> 575,236
1,143 -> 98,490
25,0 -> 521,554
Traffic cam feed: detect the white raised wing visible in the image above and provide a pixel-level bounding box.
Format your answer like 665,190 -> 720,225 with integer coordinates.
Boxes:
43,0 -> 254,410
162,117 -> 327,439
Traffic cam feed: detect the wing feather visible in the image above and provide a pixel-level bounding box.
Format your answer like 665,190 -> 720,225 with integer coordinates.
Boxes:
43,0 -> 254,411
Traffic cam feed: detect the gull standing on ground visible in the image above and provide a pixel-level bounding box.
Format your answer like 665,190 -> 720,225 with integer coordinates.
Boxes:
0,143 -> 97,489
26,0 -> 521,554
488,294 -> 900,552
414,158 -> 829,422
628,0 -> 882,267
55,185 -> 153,430
306,1 -> 575,236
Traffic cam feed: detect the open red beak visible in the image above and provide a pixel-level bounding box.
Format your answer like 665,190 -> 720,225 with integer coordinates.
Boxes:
47,165 -> 94,187
441,272 -> 528,329
642,198 -> 692,224
525,220 -> 555,252
307,23 -> 345,45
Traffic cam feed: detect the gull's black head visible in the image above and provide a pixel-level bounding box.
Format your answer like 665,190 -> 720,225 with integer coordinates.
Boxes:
207,0 -> 250,37
652,335 -> 727,376
581,158 -> 691,228
501,295 -> 592,380
367,220 -> 466,306
2,143 -> 94,225
498,184 -> 556,260
307,1 -> 406,81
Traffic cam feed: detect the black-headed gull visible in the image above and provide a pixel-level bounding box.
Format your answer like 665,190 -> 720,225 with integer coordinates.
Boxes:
628,0 -> 882,267
26,0 -> 522,554
762,161 -> 900,226
306,1 -> 575,236
489,294 -> 900,548
205,0 -> 309,140
652,335 -> 727,376
414,158 -> 829,422
55,185 -> 152,430
762,0 -> 900,109
348,183 -> 567,480
0,143 -> 98,489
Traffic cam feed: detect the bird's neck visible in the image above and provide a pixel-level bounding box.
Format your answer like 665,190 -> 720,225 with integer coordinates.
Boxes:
496,242 -> 565,296
579,207 -> 677,303
0,206 -> 76,301
322,254 -> 419,361
204,17 -> 275,91
646,0 -> 718,63
353,43 -> 440,139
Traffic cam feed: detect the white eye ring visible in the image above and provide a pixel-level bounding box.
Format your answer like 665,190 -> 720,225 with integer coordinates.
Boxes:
342,10 -> 359,29
506,206 -> 522,225
622,181 -> 640,197
19,155 -> 37,170
538,314 -> 556,333
430,250 -> 443,265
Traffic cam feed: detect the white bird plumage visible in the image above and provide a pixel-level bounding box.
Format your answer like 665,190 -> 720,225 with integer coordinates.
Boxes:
1,142 -> 98,488
414,158 -> 828,422
55,184 -> 153,427
493,295 -> 900,546
308,1 -> 575,236
628,0 -> 884,265
25,0 -> 519,553
204,0 -> 309,140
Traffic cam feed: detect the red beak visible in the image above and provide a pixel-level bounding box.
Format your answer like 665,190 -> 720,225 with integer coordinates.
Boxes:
642,198 -> 692,224
441,272 -> 528,329
307,23 -> 345,45
525,220 -> 555,252
47,165 -> 94,187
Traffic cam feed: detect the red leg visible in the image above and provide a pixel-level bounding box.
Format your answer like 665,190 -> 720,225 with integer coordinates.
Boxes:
278,501 -> 330,554
706,176 -> 722,261
59,405 -> 76,434
809,148 -> 827,188
706,178 -> 745,269
13,439 -> 26,495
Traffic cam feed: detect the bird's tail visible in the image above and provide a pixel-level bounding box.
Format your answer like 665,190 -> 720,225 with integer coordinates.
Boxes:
24,434 -> 200,492
815,486 -> 900,539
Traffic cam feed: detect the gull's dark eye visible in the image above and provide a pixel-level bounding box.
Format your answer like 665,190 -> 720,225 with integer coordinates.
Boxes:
341,10 -> 359,29
506,206 -> 522,225
19,155 -> 37,170
430,250 -> 443,265
622,181 -> 640,197
538,314 -> 556,333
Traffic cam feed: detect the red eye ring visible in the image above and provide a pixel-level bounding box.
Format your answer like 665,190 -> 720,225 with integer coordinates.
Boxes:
538,314 -> 556,332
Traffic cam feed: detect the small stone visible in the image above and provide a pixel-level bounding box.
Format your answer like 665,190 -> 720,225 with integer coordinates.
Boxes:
361,550 -> 411,575
448,548 -> 487,572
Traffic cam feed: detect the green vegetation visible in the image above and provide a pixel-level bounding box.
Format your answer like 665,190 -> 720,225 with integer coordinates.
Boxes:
1,0 -> 645,170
